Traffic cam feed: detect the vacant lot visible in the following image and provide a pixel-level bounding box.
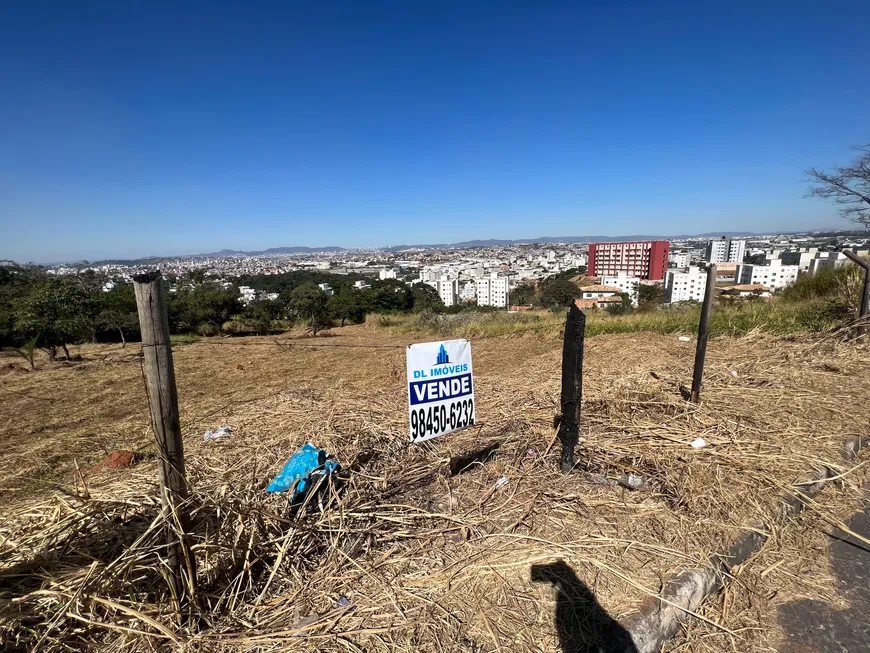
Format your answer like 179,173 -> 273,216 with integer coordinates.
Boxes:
1,323 -> 868,652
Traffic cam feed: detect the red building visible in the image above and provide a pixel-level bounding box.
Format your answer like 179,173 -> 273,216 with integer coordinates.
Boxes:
588,240 -> 670,280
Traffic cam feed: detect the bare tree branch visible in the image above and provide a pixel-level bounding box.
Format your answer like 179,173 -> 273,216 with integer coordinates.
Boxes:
806,144 -> 870,226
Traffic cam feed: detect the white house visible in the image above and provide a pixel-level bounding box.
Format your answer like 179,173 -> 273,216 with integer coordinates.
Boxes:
735,259 -> 799,291
601,272 -> 640,305
664,266 -> 708,303
353,280 -> 370,290
317,283 -> 334,297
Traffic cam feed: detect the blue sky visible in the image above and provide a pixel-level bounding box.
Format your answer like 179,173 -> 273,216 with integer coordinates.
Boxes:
1,1 -> 868,262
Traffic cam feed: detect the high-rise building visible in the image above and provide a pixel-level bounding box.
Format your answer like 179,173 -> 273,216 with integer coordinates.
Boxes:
476,276 -> 509,308
706,237 -> 746,264
437,280 -> 459,307
588,241 -> 669,280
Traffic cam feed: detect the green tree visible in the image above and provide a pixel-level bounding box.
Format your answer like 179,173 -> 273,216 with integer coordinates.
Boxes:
511,282 -> 536,306
636,283 -> 664,311
410,283 -> 444,313
96,284 -> 139,346
368,279 -> 413,312
13,279 -> 96,360
288,283 -> 329,335
538,278 -> 580,307
169,284 -> 242,335
327,288 -> 365,326
242,299 -> 280,334
605,292 -> 634,315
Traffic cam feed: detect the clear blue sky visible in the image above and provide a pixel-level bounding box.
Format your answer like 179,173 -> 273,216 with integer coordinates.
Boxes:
1,1 -> 867,262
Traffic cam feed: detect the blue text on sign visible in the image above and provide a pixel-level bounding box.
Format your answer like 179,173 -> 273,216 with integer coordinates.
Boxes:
409,373 -> 473,406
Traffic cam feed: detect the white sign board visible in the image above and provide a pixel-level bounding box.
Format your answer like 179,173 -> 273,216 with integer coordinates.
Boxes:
406,339 -> 475,443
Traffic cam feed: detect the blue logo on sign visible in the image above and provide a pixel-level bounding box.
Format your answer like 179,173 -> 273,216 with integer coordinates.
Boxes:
436,344 -> 450,365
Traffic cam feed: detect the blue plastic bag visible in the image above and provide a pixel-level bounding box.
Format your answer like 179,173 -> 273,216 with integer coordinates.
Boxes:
266,443 -> 339,499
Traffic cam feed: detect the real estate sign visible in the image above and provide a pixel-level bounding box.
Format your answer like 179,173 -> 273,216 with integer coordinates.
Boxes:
406,339 -> 475,443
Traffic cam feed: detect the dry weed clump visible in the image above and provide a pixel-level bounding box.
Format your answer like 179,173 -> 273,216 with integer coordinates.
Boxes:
0,326 -> 868,651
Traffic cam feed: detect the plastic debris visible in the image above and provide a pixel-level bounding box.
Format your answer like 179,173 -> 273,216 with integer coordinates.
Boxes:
526,449 -> 537,458
494,476 -> 509,491
337,595 -> 353,609
730,370 -> 738,378
678,335 -> 692,342
690,437 -> 707,448
267,443 -> 340,500
589,473 -> 649,491
204,425 -> 233,441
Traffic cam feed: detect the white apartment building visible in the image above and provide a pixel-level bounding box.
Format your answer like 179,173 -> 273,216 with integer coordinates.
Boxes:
669,252 -> 690,269
379,268 -> 398,280
664,266 -> 708,303
437,279 -> 459,307
808,251 -> 849,275
476,276 -> 509,308
735,259 -> 799,291
780,248 -> 819,272
459,281 -> 476,302
353,280 -> 370,290
317,283 -> 334,296
706,238 -> 746,264
601,272 -> 640,305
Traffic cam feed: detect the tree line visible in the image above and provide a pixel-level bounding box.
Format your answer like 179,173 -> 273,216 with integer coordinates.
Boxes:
0,266 -> 448,362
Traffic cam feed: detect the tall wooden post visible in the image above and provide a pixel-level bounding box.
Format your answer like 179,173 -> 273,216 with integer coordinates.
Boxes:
690,263 -> 717,403
557,303 -> 586,473
843,251 -> 870,337
133,271 -> 197,615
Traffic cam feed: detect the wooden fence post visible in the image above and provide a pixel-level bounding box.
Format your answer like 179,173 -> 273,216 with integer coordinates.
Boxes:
557,303 -> 586,473
842,251 -> 870,337
133,271 -> 197,616
690,263 -> 717,403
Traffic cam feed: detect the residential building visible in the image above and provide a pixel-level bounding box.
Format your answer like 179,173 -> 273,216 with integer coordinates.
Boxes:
459,281 -> 476,302
600,272 -> 640,305
706,237 -> 746,264
669,252 -> 690,269
578,285 -> 621,301
735,259 -> 799,291
437,280 -> 459,307
317,283 -> 334,296
353,280 -> 370,290
780,248 -> 819,273
808,251 -> 849,275
476,276 -> 509,308
664,266 -> 708,303
588,241 -> 669,280
379,268 -> 398,280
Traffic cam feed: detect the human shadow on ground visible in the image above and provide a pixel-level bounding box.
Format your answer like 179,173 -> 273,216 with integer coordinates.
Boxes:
777,487 -> 870,652
531,560 -> 639,653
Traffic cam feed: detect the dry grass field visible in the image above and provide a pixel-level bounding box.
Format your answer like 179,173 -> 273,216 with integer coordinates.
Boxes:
0,322 -> 868,652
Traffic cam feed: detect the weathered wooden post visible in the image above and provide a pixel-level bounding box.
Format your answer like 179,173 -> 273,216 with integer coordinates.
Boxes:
133,271 -> 197,616
842,251 -> 870,337
557,303 -> 586,473
690,263 -> 717,403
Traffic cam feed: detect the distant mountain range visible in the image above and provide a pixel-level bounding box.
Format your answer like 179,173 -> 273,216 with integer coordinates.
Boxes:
74,228 -> 857,266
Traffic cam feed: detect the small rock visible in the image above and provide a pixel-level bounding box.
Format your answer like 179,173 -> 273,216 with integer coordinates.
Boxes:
678,335 -> 692,342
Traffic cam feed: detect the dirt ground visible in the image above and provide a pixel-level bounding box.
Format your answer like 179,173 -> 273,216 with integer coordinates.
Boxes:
0,325 -> 868,652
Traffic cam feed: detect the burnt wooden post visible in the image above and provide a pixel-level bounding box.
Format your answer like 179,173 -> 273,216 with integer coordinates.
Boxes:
843,251 -> 870,337
133,271 -> 197,616
690,263 -> 717,403
557,303 -> 586,473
